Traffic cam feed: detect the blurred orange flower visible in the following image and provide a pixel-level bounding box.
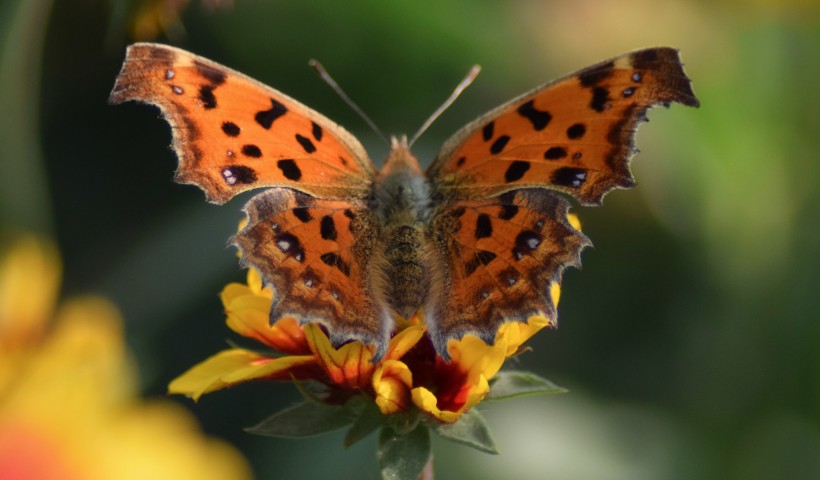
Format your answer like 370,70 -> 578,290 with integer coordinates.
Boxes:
0,236 -> 251,480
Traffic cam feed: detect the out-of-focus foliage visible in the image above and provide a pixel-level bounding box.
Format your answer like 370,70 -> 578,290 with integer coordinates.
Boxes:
1,0 -> 818,478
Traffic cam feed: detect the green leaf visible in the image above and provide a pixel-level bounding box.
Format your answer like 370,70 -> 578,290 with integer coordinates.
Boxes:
245,401 -> 354,438
487,371 -> 568,400
344,400 -> 385,447
434,409 -> 499,454
378,426 -> 431,480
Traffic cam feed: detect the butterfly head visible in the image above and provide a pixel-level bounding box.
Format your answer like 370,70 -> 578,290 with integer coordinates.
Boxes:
379,135 -> 423,177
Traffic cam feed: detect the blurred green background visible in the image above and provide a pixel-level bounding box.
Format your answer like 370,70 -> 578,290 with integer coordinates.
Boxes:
2,0 -> 819,478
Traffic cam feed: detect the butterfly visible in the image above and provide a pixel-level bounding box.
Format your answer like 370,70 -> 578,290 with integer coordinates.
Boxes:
109,44 -> 698,359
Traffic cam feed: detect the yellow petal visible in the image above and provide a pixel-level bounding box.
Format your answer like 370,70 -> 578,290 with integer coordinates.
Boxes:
550,282 -> 561,307
245,268 -> 267,295
410,375 -> 490,424
497,315 -> 550,357
304,324 -> 373,388
384,325 -> 425,361
96,401 -> 252,480
372,360 -> 413,415
0,235 -> 61,349
168,349 -> 314,401
219,282 -> 257,306
447,334 -> 507,381
567,212 -> 582,232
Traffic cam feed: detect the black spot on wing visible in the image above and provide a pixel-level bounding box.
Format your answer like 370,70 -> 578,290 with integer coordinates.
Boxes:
222,121 -> 240,137
255,98 -> 288,129
482,122 -> 494,141
222,165 -> 257,185
241,144 -> 262,158
311,121 -> 323,141
590,87 -> 610,112
464,250 -> 497,276
293,207 -> 312,223
498,192 -> 519,220
578,61 -> 615,87
277,159 -> 302,180
320,252 -> 351,277
500,203 -> 519,220
544,147 -> 567,160
194,60 -> 226,85
490,135 -> 510,155
475,214 -> 492,239
513,230 -> 541,260
552,167 -> 587,188
320,215 -> 337,241
516,100 -> 552,131
198,85 -> 217,109
275,233 -> 305,262
504,160 -> 530,183
295,134 -> 317,153
567,123 -> 586,139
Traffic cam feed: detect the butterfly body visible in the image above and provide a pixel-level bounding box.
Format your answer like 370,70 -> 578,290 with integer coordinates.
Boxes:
368,137 -> 436,328
109,44 -> 698,359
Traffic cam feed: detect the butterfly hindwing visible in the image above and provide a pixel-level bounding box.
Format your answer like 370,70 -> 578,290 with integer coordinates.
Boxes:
426,189 -> 590,355
108,43 -> 376,204
233,189 -> 391,355
428,47 -> 699,205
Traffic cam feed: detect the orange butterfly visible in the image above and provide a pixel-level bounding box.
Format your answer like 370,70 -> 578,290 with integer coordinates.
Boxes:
109,44 -> 698,359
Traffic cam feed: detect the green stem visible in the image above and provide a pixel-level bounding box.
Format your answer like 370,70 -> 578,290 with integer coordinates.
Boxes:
418,456 -> 434,480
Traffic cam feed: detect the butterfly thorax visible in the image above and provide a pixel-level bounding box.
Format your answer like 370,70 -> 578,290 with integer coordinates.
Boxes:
371,137 -> 435,320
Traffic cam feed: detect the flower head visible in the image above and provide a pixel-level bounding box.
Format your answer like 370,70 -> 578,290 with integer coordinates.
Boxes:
170,262 -> 562,424
0,236 -> 251,480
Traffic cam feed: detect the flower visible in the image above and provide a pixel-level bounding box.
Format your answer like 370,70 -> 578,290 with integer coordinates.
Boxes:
0,236 -> 251,480
128,0 -> 233,40
170,214 -> 580,424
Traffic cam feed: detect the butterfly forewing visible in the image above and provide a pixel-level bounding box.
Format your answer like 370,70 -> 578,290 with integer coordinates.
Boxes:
427,190 -> 590,355
428,47 -> 699,205
108,43 -> 376,204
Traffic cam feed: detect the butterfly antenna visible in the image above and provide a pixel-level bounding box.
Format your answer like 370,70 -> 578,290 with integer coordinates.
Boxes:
409,65 -> 481,148
309,59 -> 389,145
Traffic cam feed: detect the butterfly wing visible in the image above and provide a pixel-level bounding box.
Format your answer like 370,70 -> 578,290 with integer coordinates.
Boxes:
110,44 -> 389,354
109,43 -> 376,203
427,190 -> 589,356
427,47 -> 699,205
426,48 -> 698,354
233,188 -> 390,357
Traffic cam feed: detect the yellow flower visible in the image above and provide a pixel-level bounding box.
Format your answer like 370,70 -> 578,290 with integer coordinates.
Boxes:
171,269 -> 559,424
0,236 -> 251,480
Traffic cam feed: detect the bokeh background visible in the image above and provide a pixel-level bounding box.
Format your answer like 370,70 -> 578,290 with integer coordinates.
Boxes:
2,0 -> 819,478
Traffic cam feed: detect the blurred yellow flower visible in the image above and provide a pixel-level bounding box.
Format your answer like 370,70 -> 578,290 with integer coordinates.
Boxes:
0,236 -> 251,480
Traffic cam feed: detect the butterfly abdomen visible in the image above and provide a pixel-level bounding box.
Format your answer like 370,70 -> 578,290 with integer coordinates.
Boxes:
381,223 -> 429,320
